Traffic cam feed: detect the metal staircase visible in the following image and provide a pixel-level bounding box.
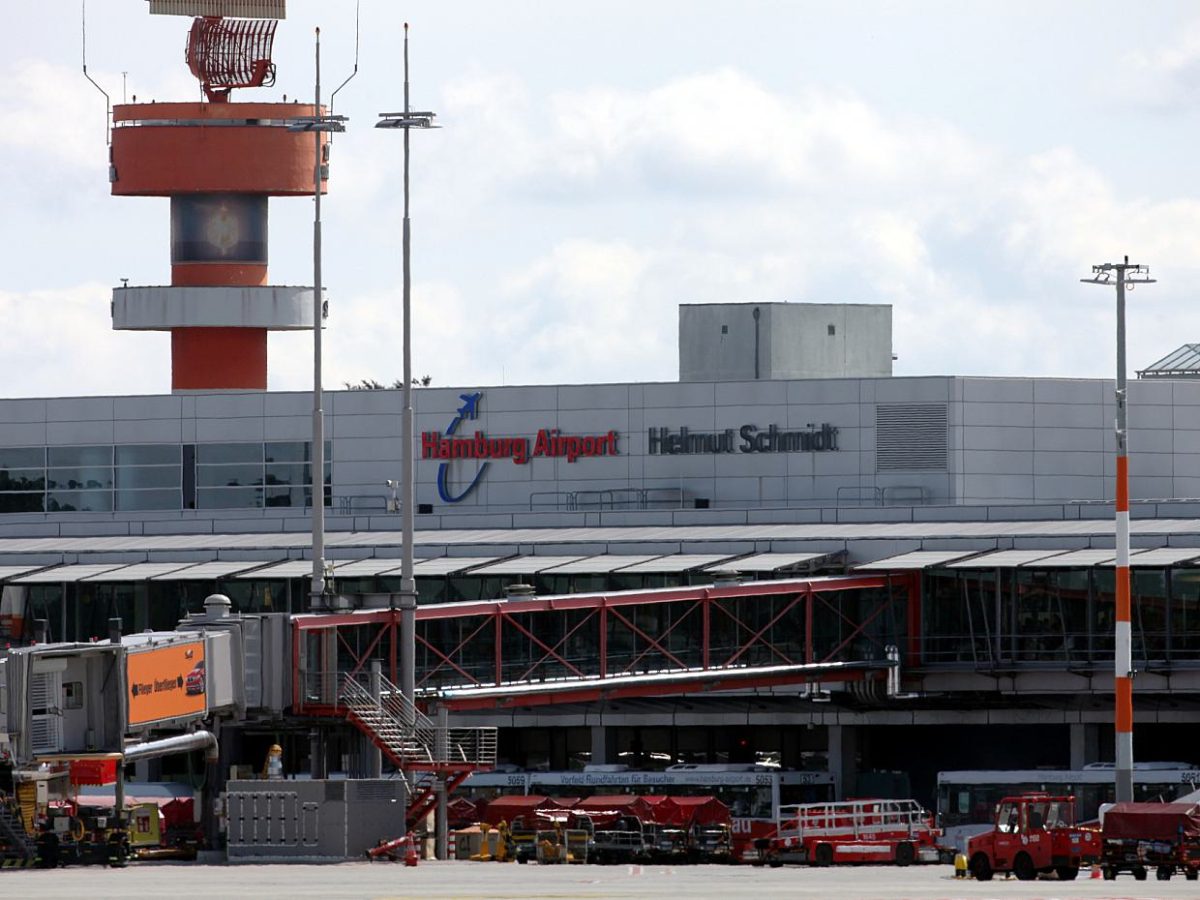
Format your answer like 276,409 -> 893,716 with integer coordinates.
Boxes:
339,673 -> 496,829
0,795 -> 37,865
404,769 -> 474,830
339,673 -> 497,772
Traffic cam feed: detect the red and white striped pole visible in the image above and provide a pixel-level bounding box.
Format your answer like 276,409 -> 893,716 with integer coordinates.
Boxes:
1082,256 -> 1154,804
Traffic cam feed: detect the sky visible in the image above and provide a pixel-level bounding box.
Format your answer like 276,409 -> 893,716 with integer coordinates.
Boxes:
4,1 -> 1200,397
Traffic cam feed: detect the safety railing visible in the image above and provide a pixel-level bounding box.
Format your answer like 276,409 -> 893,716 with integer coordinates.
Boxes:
328,671 -> 497,769
777,799 -> 932,840
337,494 -> 389,514
836,486 -> 883,507
881,485 -> 930,506
529,487 -> 686,511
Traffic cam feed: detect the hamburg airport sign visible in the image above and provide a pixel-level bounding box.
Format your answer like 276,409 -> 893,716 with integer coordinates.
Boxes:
422,392 -> 620,503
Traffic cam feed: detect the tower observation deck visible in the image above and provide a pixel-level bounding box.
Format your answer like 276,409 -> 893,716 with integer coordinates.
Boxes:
110,1 -> 325,391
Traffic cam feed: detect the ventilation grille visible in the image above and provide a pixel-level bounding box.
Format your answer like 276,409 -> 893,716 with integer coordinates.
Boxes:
349,780 -> 403,802
30,714 -> 63,755
876,403 -> 948,471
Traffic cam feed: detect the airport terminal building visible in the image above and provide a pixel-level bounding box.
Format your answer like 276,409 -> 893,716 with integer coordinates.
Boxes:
3,303 -> 1200,808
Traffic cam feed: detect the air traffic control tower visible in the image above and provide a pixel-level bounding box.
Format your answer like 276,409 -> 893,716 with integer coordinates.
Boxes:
110,0 -> 325,391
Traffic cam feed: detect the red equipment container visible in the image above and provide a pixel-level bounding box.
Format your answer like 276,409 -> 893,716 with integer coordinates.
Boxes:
1101,802 -> 1200,882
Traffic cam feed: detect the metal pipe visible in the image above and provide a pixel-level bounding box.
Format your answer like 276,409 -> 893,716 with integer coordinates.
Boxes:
80,0 -> 112,146
752,306 -> 761,380
123,730 -> 218,764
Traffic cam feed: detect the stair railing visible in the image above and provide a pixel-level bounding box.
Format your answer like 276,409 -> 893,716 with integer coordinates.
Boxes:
338,671 -> 497,769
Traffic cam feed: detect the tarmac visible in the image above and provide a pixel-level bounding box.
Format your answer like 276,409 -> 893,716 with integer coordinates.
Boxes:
3,861 -> 1199,900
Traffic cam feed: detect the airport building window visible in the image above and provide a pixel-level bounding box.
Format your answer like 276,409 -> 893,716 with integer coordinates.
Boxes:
47,489 -> 114,512
0,440 -> 331,513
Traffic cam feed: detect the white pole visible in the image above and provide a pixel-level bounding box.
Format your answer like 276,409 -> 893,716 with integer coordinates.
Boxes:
310,28 -> 327,609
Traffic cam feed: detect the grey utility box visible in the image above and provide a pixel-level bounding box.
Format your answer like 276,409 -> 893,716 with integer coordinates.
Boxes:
225,778 -> 408,861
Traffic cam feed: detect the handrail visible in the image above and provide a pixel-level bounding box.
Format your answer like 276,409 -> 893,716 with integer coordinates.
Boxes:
529,487 -> 686,511
836,486 -> 883,507
336,671 -> 496,768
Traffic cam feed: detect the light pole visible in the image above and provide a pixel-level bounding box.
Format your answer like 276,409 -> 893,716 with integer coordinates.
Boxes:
288,29 -> 347,612
376,23 -> 437,711
1081,255 -> 1155,803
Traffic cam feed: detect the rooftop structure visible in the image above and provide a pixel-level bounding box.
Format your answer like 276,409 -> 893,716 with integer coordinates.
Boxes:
679,302 -> 893,382
1138,344 -> 1200,380
110,0 -> 325,391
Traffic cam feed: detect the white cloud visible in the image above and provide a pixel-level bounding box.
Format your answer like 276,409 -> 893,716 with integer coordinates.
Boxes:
0,284 -> 169,397
1122,22 -> 1200,109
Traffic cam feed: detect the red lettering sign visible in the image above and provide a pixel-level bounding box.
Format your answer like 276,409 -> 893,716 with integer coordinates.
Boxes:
422,429 -> 619,465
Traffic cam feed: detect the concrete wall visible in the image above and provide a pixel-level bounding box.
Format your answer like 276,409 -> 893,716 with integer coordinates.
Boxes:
679,302 -> 893,381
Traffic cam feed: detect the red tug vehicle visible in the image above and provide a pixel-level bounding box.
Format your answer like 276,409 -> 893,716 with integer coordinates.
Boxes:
966,792 -> 1100,881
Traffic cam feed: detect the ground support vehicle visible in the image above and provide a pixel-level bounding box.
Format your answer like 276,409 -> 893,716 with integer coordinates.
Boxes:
570,796 -> 652,864
1100,801 -> 1200,881
589,814 -> 650,865
755,799 -> 942,867
966,793 -> 1100,881
35,805 -> 129,868
0,793 -> 37,865
462,764 -> 834,862
533,825 -> 591,864
937,763 -> 1200,851
509,813 -> 595,864
690,822 -> 734,863
644,821 -> 689,862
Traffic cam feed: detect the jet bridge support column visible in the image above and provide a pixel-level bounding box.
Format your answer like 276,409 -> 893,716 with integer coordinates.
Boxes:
435,705 -> 449,860
1070,723 -> 1101,770
828,724 -> 858,801
590,725 -> 616,766
364,661 -> 383,778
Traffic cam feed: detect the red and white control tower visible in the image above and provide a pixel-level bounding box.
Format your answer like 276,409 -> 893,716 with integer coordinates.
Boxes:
111,1 -> 325,391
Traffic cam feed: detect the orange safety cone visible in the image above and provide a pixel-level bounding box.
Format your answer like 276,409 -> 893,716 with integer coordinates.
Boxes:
404,832 -> 419,867
1090,864 -> 1102,879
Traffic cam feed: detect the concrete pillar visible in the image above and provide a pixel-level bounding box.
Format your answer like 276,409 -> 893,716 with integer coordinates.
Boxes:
1070,723 -> 1101,770
309,728 -> 325,779
435,778 -> 448,860
202,719 -> 226,848
590,725 -> 616,766
828,724 -> 858,800
435,706 -> 449,860
364,661 -> 383,778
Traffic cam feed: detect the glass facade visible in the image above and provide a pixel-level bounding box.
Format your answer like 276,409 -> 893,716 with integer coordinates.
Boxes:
0,441 -> 331,513
922,565 -> 1200,666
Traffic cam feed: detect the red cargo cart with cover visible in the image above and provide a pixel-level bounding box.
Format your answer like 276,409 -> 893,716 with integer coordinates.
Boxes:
1101,802 -> 1200,881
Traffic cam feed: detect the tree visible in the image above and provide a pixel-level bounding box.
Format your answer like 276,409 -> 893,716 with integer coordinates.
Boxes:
342,376 -> 433,390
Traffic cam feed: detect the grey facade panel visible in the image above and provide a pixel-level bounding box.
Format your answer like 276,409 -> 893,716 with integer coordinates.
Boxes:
3,374 -> 1200,527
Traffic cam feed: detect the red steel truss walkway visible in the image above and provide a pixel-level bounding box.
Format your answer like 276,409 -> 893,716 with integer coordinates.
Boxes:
292,572 -> 917,714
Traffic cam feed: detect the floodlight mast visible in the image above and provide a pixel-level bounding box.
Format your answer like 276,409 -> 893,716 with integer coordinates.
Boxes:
289,31 -> 347,610
375,24 -> 438,717
1080,255 -> 1155,804
311,29 -> 325,606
